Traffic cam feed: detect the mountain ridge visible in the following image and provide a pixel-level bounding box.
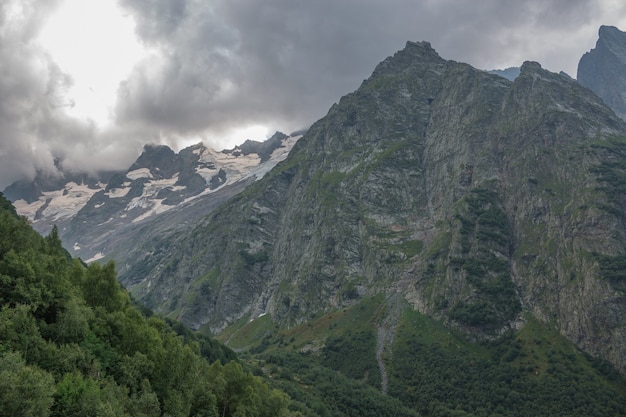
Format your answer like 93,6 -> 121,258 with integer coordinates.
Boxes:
578,25 -> 626,119
111,39 -> 626,376
4,132 -> 302,262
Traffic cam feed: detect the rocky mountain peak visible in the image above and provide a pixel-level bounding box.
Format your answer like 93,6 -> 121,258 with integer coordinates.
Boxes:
577,25 -> 626,119
223,131 -> 289,162
119,39 -> 626,373
598,25 -> 626,53
510,58 -> 625,138
128,144 -> 180,179
367,40 -> 445,82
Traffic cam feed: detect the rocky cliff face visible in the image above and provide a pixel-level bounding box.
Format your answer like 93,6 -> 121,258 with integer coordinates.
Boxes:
122,41 -> 626,372
578,25 -> 626,119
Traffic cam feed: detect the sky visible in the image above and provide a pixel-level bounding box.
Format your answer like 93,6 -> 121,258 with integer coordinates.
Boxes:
1,0 -> 626,190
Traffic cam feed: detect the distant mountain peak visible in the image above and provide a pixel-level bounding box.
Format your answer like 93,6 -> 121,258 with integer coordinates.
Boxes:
578,25 -> 626,119
487,67 -> 520,81
222,131 -> 290,162
3,132 -> 302,263
598,24 -> 626,41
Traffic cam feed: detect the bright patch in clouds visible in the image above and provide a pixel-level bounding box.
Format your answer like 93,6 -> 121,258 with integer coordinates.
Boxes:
181,124 -> 271,151
220,124 -> 270,147
37,0 -> 145,126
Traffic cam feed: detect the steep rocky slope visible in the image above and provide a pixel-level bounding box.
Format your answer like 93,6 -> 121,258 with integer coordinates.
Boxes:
578,25 -> 626,119
121,41 -> 626,372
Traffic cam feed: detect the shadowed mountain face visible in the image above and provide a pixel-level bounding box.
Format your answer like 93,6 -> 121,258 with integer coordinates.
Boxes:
117,41 -> 626,373
578,25 -> 626,119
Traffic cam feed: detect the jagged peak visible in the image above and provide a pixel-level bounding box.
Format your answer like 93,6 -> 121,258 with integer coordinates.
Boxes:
367,40 -> 445,82
186,142 -> 206,151
520,60 -> 542,72
517,60 -> 579,86
404,40 -> 437,54
595,25 -> 626,60
222,131 -> 290,162
598,25 -> 626,41
133,143 -> 175,160
139,143 -> 175,154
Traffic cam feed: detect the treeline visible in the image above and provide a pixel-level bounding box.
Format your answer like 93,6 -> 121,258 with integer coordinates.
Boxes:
0,192 -> 301,417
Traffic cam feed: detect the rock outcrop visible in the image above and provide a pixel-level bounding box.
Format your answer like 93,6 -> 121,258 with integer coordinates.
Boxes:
578,25 -> 626,119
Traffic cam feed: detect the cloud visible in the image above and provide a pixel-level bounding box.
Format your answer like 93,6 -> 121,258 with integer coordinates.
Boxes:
0,0 -> 68,188
0,0 -> 149,189
116,0 -> 617,140
2,0 -> 626,189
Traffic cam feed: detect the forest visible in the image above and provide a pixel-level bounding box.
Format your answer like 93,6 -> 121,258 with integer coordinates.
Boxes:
0,192 -> 299,417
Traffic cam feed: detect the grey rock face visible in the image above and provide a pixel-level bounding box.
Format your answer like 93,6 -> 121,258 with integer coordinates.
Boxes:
578,25 -> 626,119
124,40 -> 626,372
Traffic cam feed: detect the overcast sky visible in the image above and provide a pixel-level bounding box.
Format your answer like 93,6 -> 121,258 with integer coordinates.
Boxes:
1,0 -> 625,190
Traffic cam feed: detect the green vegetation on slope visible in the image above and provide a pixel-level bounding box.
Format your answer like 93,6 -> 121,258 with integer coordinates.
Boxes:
215,294 -> 626,417
447,188 -> 520,329
0,192 -> 302,417
389,309 -> 626,417
219,296 -> 419,416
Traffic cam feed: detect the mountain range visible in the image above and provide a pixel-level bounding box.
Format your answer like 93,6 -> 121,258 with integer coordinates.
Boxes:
4,131 -> 301,263
4,24 -> 626,416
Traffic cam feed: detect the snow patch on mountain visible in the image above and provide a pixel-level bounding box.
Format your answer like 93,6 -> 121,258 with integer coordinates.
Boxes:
106,185 -> 131,198
14,181 -> 104,223
126,168 -> 153,180
126,175 -> 183,211
244,134 -> 301,180
196,147 -> 261,180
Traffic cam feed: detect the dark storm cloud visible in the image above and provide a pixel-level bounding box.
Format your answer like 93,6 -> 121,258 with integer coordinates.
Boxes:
116,0 -> 606,140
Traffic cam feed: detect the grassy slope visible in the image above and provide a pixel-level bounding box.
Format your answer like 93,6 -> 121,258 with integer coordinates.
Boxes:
223,296 -> 626,417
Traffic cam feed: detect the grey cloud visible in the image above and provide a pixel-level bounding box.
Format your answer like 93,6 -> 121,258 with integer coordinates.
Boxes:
0,0 -> 66,189
1,0 -> 623,189
116,0 -> 610,143
119,0 -> 187,43
0,0 -> 146,189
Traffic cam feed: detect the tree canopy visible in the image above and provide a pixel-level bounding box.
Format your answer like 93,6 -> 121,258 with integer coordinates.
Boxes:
0,193 -> 300,417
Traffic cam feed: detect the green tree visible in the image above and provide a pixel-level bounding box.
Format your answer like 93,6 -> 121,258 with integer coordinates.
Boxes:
83,261 -> 128,312
0,352 -> 55,417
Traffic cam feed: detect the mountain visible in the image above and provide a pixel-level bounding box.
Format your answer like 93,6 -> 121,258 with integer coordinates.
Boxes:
4,132 -> 301,262
578,25 -> 626,119
488,66 -> 520,81
5,36 -> 626,416
117,40 -> 626,380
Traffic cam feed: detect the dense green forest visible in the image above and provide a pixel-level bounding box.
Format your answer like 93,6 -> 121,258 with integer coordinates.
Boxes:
0,192 -> 300,416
